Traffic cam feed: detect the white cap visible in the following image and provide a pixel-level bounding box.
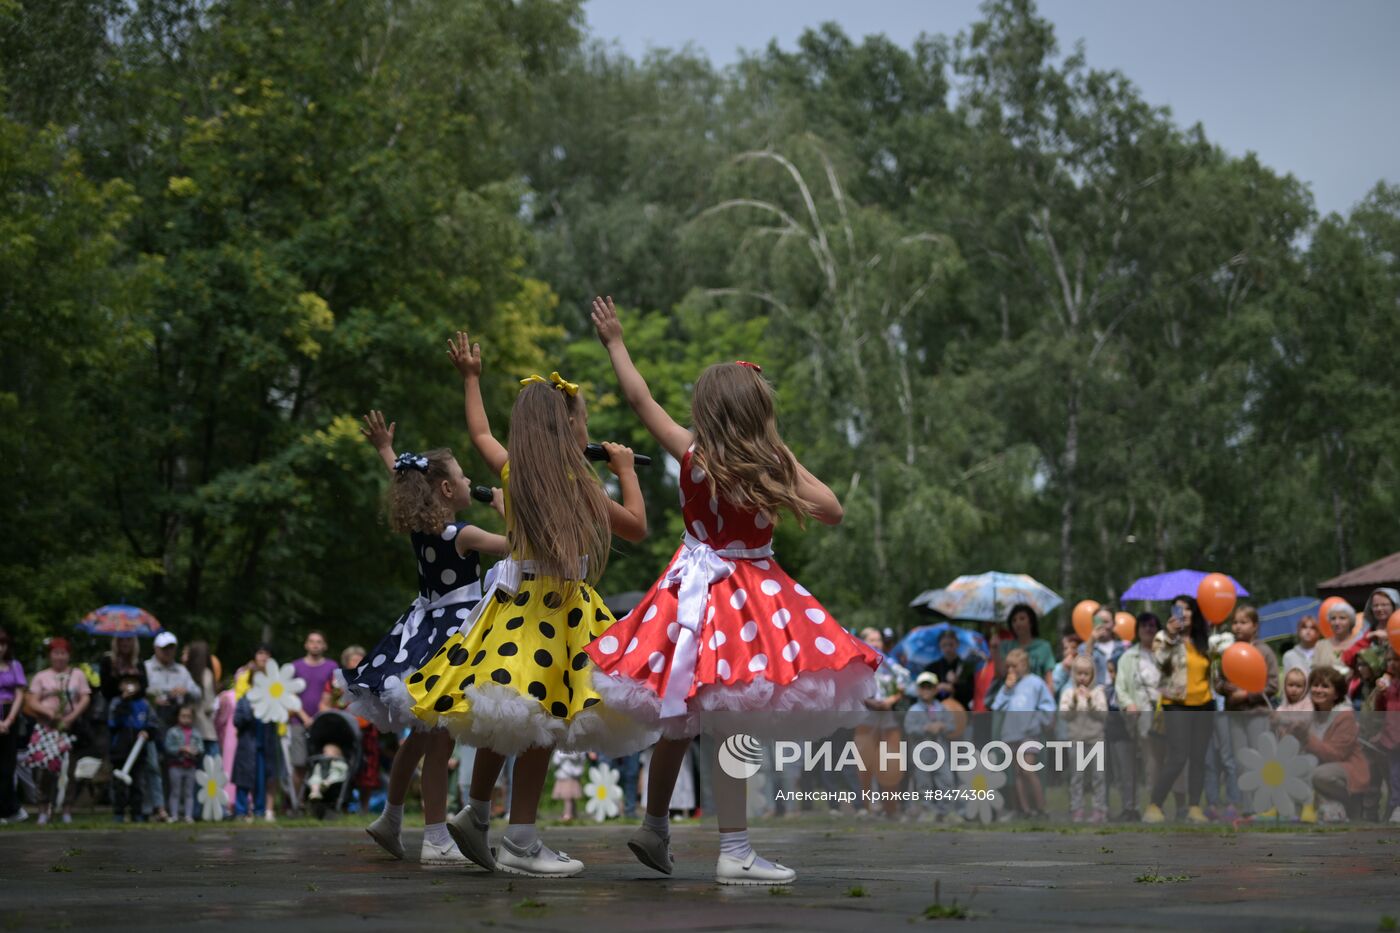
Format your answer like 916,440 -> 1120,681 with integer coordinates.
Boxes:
153,632 -> 178,648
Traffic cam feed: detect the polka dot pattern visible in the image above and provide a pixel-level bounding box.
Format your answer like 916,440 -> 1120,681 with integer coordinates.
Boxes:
403,510 -> 619,727
582,447 -> 881,711
344,521 -> 486,715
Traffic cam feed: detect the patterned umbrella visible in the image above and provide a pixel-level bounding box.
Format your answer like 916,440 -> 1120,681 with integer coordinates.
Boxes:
75,604 -> 163,638
1120,570 -> 1249,602
891,623 -> 990,669
909,572 -> 1063,623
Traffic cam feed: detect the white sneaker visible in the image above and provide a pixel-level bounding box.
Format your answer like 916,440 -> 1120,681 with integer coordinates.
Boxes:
495,836 -> 584,878
446,808 -> 495,871
715,851 -> 796,886
627,826 -> 673,875
37,812 -> 50,826
365,815 -> 405,860
420,837 -> 469,869
1389,806 -> 1400,824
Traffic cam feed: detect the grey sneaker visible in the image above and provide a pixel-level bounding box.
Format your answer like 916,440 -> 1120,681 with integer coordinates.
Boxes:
495,835 -> 584,878
365,815 -> 405,860
715,851 -> 796,886
446,807 -> 495,871
627,825 -> 674,875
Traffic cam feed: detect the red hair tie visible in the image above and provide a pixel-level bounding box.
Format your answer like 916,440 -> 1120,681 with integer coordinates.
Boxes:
735,360 -> 763,373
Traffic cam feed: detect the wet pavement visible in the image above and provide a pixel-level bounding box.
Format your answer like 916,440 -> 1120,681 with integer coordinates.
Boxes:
3,820 -> 1399,931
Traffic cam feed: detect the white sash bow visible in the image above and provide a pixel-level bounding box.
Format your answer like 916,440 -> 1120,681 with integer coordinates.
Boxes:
398,580 -> 483,655
659,533 -> 774,718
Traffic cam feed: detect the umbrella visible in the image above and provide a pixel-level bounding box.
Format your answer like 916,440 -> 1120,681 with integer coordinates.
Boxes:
75,604 -> 163,638
1121,570 -> 1249,602
604,591 -> 646,619
1257,596 -> 1320,642
891,623 -> 990,670
909,572 -> 1063,623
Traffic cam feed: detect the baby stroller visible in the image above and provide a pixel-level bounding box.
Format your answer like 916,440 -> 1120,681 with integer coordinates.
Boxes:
303,710 -> 363,819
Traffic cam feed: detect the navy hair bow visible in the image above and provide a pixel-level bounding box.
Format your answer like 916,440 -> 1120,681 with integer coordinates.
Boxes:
393,452 -> 429,473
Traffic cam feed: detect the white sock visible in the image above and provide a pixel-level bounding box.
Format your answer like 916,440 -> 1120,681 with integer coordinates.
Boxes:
468,796 -> 490,824
381,802 -> 404,830
643,811 -> 670,839
719,829 -> 778,870
504,822 -> 538,848
423,822 -> 451,847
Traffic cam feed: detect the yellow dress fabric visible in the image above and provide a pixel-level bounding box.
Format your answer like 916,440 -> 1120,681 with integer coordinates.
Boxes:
406,462 -> 624,745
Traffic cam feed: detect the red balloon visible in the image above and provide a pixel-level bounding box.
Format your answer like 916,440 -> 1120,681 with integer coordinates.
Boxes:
1318,596 -> 1348,640
1113,611 -> 1136,643
1221,642 -> 1267,693
1197,573 -> 1237,625
1072,600 -> 1100,642
1387,610 -> 1400,654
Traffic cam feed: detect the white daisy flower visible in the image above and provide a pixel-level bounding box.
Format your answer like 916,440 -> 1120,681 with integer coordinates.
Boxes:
1237,730 -> 1317,819
958,761 -> 1008,824
246,662 -> 306,724
583,762 -> 624,822
195,755 -> 230,822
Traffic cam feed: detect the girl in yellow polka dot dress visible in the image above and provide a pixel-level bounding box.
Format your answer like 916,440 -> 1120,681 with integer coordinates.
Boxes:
407,331 -> 657,878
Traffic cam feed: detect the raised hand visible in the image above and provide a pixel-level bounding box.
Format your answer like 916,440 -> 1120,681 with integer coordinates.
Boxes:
360,410 -> 396,450
591,296 -> 624,348
447,330 -> 482,379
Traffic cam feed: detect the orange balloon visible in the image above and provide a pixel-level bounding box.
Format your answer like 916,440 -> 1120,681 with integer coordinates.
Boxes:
1221,642 -> 1267,693
1317,596 -> 1348,639
1197,573 -> 1237,625
1387,610 -> 1400,654
1072,600 -> 1100,641
1113,612 -> 1136,642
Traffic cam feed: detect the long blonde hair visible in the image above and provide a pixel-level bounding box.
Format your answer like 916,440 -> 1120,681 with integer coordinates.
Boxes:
506,383 -> 611,583
691,362 -> 812,525
387,448 -> 457,534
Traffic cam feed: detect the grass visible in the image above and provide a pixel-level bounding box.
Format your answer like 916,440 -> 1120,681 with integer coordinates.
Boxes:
1378,916 -> 1396,932
846,885 -> 868,897
921,880 -> 971,921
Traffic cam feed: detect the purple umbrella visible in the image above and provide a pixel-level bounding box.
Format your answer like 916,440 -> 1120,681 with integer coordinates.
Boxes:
1121,570 -> 1249,602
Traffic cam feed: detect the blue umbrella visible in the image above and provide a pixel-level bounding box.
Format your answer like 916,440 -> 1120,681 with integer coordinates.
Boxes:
890,623 -> 990,670
75,604 -> 164,638
1121,569 -> 1250,602
1257,596 -> 1320,642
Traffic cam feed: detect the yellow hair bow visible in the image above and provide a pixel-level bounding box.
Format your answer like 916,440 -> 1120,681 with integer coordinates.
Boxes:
520,371 -> 579,397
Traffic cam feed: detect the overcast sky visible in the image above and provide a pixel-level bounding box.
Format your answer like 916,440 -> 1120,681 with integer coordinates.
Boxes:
583,0 -> 1399,219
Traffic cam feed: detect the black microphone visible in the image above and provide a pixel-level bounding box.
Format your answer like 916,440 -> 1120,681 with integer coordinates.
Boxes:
470,485 -> 495,504
585,442 -> 651,467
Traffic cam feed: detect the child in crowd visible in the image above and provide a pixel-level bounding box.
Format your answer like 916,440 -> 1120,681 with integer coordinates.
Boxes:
1059,655 -> 1108,822
903,673 -> 966,821
307,743 -> 350,801
550,749 -> 587,822
163,704 -> 202,822
109,673 -> 154,822
991,647 -> 1057,818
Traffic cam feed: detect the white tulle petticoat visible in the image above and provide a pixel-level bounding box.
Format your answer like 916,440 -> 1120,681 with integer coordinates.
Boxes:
590,660 -> 876,741
415,670 -> 662,759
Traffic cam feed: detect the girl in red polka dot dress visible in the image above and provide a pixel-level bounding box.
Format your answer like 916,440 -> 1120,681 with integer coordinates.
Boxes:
584,297 -> 880,885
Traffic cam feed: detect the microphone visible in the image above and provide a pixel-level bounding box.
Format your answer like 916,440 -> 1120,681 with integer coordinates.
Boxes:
470,485 -> 495,504
585,442 -> 652,467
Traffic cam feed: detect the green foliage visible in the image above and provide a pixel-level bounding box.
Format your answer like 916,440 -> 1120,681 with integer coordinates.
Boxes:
1,0 -> 1395,667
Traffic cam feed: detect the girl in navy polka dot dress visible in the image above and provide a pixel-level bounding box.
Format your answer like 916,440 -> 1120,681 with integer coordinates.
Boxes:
584,296 -> 881,886
405,331 -> 657,878
343,410 -> 511,868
